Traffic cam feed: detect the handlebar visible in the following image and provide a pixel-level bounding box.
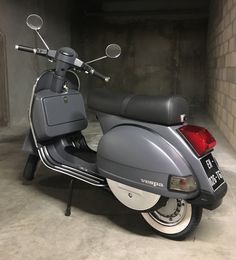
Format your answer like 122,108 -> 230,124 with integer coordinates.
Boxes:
15,45 -> 48,57
15,44 -> 110,82
81,63 -> 110,82
93,70 -> 110,82
15,45 -> 36,53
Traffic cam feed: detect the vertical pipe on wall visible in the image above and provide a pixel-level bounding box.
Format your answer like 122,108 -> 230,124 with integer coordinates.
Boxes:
0,31 -> 9,126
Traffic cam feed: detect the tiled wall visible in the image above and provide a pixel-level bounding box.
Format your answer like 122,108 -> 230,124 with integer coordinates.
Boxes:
207,0 -> 236,150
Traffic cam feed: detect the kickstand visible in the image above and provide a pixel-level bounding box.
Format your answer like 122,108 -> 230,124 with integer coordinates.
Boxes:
65,178 -> 75,216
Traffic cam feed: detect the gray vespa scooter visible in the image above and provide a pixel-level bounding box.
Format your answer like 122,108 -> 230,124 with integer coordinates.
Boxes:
17,14 -> 227,240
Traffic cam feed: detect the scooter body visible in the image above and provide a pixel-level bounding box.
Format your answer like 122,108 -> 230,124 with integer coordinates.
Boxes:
19,14 -> 227,241
24,76 -> 226,207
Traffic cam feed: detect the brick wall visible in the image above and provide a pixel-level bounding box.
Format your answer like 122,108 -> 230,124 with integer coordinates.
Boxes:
207,0 -> 236,150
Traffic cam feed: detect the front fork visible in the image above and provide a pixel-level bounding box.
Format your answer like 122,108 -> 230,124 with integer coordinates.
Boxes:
22,130 -> 38,156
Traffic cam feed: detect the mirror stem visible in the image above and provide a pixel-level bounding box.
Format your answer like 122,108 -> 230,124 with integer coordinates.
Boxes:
85,56 -> 107,64
36,30 -> 49,50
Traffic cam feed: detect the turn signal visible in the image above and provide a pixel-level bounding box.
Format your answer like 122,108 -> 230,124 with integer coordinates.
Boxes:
178,125 -> 216,157
169,176 -> 197,192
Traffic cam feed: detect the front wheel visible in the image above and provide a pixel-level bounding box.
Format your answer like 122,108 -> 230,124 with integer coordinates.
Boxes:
141,198 -> 202,240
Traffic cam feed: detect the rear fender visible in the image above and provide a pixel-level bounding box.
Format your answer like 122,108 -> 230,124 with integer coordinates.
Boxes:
97,124 -> 199,199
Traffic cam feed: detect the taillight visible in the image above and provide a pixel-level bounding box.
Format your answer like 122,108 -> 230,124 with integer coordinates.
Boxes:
178,125 -> 216,157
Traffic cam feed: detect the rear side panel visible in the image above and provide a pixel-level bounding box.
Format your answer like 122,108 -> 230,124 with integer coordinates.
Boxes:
97,113 -> 219,196
97,124 -> 198,199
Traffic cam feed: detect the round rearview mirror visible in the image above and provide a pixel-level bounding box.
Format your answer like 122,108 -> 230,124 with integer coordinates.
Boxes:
105,44 -> 121,58
26,14 -> 43,31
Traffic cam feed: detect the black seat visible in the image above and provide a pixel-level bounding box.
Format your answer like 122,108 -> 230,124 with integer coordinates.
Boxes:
88,88 -> 189,125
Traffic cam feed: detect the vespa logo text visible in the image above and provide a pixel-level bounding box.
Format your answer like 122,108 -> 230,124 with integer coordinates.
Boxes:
141,179 -> 164,188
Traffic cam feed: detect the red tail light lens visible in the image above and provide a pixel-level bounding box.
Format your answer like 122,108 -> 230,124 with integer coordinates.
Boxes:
178,125 -> 216,157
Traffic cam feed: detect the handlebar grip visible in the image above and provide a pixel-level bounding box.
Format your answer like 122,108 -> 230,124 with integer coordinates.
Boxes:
82,63 -> 110,82
93,70 -> 110,82
15,45 -> 36,54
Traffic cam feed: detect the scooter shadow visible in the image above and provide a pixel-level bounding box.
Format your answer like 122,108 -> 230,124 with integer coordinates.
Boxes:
33,165 -> 155,237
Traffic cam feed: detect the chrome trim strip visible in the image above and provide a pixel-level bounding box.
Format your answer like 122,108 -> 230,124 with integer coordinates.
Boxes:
42,146 -> 103,181
38,147 -> 106,187
67,69 -> 81,91
29,81 -> 39,148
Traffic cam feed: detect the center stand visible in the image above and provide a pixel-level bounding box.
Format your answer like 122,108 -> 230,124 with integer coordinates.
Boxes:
65,178 -> 75,216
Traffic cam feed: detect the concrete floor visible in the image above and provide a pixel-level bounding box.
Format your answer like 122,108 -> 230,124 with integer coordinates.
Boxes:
0,114 -> 236,260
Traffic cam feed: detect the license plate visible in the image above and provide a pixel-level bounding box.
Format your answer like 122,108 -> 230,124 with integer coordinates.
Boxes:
201,154 -> 225,191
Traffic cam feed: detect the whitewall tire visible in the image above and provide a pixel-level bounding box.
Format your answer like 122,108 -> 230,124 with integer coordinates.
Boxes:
141,198 -> 202,240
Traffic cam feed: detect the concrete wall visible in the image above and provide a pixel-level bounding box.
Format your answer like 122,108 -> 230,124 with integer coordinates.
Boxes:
1,0 -> 208,125
72,15 -> 207,111
0,0 -> 71,126
207,0 -> 236,150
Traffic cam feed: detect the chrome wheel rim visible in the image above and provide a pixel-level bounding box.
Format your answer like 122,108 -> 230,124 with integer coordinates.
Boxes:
148,199 -> 187,227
